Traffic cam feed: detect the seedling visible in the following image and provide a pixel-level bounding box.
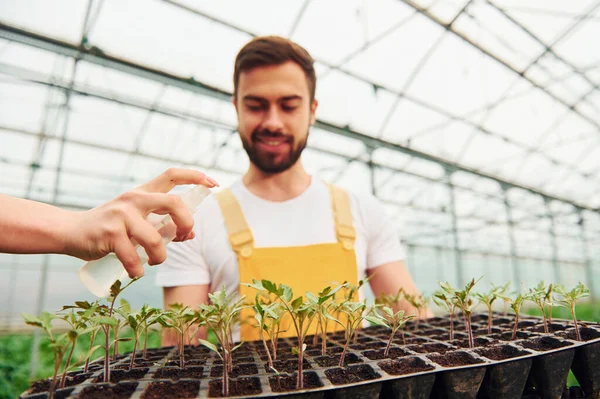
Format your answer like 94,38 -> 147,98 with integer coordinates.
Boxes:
433,283 -> 457,340
306,283 -> 346,356
525,281 -> 553,334
554,282 -> 590,341
159,304 -> 205,368
94,278 -> 139,382
124,305 -> 159,368
251,295 -> 281,371
328,300 -> 377,367
60,300 -> 102,373
501,293 -> 526,341
112,299 -> 133,360
404,293 -> 429,328
474,286 -> 502,334
199,287 -> 246,396
367,307 -> 415,356
22,312 -> 63,399
244,280 -> 316,389
451,278 -> 480,348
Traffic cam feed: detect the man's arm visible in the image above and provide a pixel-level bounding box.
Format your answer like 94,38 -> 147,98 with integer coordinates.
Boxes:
367,260 -> 433,318
162,284 -> 210,347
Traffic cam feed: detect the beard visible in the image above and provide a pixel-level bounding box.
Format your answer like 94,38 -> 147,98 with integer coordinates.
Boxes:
241,128 -> 308,174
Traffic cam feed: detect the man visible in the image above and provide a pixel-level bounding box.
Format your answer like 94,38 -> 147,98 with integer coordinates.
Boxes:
1,168 -> 218,277
158,36 -> 429,344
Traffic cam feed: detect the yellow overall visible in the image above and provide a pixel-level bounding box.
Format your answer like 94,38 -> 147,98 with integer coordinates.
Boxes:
215,183 -> 359,341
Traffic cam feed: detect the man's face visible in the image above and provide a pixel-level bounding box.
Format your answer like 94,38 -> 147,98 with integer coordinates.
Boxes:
234,61 -> 318,174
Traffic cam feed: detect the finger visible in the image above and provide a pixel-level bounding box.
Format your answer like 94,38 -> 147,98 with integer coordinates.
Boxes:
137,168 -> 219,193
113,234 -> 144,278
173,230 -> 195,242
127,216 -> 167,267
133,193 -> 195,241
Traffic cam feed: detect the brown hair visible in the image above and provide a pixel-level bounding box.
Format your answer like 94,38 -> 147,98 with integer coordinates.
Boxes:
233,36 -> 316,100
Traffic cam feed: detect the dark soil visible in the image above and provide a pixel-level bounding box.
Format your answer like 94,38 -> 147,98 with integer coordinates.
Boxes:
518,320 -> 536,328
493,331 -> 535,341
527,323 -> 568,333
350,341 -> 386,350
313,353 -> 362,367
114,361 -> 156,369
78,382 -> 137,399
264,359 -> 311,373
408,343 -> 456,354
519,337 -> 574,352
450,337 -> 498,348
395,336 -> 429,345
475,345 -> 531,360
416,328 -> 446,336
141,380 -> 200,399
208,377 -> 262,397
362,347 -> 411,360
324,364 -> 380,385
430,332 -> 467,341
94,368 -> 148,383
474,327 -> 501,335
305,346 -> 343,356
29,373 -> 92,393
269,371 -> 323,392
558,327 -> 600,341
210,363 -> 258,378
378,356 -> 435,375
213,356 -> 254,365
22,387 -> 75,399
427,351 -> 485,367
154,366 -> 204,380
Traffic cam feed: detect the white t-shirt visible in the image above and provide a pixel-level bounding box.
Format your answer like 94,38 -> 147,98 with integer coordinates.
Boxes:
156,176 -> 405,302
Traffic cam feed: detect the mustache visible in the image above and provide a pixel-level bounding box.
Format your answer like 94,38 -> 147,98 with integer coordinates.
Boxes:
251,129 -> 293,142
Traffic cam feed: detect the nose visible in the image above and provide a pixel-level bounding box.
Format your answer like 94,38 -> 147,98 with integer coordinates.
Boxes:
261,105 -> 284,132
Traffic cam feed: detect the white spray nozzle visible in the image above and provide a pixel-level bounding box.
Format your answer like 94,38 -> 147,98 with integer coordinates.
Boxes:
78,185 -> 212,297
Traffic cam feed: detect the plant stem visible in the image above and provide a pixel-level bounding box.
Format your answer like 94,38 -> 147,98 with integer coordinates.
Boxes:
384,329 -> 394,357
143,326 -> 150,359
464,314 -> 474,348
222,350 -> 229,397
103,326 -> 110,383
84,329 -> 97,373
179,331 -> 185,368
511,313 -> 519,341
297,337 -> 305,389
260,328 -> 273,371
449,311 -> 454,340
48,363 -> 60,399
339,334 -> 351,367
129,333 -> 138,369
59,340 -> 76,388
487,306 -> 493,334
572,305 -> 581,341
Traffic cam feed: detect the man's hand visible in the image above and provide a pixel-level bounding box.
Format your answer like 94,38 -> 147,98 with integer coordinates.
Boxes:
63,168 -> 218,277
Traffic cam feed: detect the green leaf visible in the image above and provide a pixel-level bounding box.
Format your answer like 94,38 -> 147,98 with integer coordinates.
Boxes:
90,316 -> 118,327
305,292 -> 319,304
282,285 -> 293,303
75,301 -> 91,309
291,296 -> 303,310
364,315 -> 388,327
198,339 -> 220,355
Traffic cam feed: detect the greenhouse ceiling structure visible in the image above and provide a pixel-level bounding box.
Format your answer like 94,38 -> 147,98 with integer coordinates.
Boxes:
0,0 -> 599,328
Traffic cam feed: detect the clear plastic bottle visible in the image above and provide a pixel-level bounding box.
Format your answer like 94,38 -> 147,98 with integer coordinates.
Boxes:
78,185 -> 212,297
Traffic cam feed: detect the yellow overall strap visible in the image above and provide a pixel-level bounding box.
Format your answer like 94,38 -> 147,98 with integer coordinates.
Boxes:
214,189 -> 254,258
327,183 -> 356,250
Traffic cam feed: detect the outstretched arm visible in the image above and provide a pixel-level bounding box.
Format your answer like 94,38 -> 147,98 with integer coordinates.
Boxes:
0,168 -> 218,277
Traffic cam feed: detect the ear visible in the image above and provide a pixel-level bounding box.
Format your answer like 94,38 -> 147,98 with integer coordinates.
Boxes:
309,99 -> 318,125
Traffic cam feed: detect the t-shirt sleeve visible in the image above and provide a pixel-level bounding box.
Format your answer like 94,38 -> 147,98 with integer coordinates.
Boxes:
155,211 -> 211,287
358,193 -> 406,269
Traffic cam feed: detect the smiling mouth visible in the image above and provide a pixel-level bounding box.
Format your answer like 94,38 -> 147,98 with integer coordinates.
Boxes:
254,134 -> 291,147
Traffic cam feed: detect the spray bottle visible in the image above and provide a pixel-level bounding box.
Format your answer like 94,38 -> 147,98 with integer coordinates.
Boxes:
78,185 -> 212,297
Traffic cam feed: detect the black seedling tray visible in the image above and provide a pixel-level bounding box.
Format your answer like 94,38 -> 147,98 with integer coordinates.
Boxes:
19,313 -> 600,399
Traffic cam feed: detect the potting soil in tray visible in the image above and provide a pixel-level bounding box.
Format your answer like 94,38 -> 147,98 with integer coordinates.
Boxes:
19,313 -> 600,398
